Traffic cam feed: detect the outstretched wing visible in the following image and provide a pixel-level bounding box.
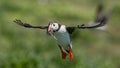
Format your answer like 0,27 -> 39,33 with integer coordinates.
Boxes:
94,4 -> 112,26
14,19 -> 48,29
66,4 -> 112,34
94,3 -> 103,23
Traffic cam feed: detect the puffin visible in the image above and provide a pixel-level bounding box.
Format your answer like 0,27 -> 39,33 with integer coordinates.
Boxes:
14,4 -> 112,60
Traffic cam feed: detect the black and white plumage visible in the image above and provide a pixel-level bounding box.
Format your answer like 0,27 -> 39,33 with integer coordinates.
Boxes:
14,4 -> 112,60
47,22 -> 73,60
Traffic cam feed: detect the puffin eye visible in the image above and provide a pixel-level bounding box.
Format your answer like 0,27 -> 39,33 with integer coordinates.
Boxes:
53,24 -> 55,26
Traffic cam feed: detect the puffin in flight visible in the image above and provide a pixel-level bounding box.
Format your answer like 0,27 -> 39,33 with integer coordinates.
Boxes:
14,4 -> 112,60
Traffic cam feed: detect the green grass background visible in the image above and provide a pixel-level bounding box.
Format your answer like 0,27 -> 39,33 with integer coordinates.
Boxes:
0,0 -> 120,68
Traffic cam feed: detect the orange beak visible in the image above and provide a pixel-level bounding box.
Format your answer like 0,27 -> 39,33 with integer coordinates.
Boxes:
48,26 -> 51,32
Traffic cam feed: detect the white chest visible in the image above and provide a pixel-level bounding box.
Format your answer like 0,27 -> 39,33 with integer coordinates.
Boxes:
53,25 -> 72,49
49,25 -> 72,50
54,31 -> 71,46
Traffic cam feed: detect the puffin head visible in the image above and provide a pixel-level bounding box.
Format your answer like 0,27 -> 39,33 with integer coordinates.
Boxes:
47,22 -> 61,33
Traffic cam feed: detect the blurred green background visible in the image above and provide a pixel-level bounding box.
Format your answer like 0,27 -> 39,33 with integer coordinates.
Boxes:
0,0 -> 120,68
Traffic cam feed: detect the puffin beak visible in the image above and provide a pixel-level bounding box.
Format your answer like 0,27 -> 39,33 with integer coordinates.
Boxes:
48,22 -> 52,32
48,25 -> 51,32
47,23 -> 51,32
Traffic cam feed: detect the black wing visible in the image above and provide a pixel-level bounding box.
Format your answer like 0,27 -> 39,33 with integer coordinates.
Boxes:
66,4 -> 112,34
14,19 -> 48,29
66,27 -> 76,34
95,3 -> 103,23
94,4 -> 112,25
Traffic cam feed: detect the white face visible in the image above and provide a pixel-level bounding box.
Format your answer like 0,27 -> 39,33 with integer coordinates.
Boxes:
48,23 -> 59,32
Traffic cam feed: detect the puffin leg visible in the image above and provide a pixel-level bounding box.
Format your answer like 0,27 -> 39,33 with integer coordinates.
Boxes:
58,45 -> 67,59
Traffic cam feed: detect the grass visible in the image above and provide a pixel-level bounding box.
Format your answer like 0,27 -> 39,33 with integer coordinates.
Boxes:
0,0 -> 120,68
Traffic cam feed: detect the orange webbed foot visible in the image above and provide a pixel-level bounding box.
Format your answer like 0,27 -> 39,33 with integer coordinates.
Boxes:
68,49 -> 73,60
61,51 -> 67,59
